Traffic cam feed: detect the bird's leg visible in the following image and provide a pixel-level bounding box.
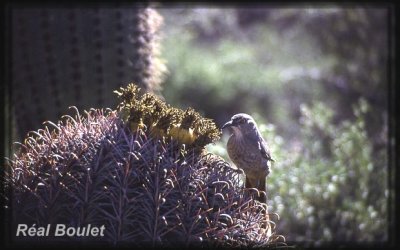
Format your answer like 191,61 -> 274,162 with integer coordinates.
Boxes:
258,176 -> 267,203
246,175 -> 271,233
257,176 -> 271,234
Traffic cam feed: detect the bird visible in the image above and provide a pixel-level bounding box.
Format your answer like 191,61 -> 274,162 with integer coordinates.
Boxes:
221,113 -> 273,203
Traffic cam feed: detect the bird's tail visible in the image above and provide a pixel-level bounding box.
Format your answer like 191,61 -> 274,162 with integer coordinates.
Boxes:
245,176 -> 267,203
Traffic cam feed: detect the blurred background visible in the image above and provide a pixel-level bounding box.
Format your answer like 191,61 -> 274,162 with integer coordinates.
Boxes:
158,7 -> 390,246
7,4 -> 391,247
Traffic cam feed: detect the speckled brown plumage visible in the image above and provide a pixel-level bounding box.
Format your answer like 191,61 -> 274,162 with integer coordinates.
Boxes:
223,113 -> 273,203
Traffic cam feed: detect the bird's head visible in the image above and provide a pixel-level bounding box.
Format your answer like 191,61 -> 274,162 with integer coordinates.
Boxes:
221,113 -> 258,136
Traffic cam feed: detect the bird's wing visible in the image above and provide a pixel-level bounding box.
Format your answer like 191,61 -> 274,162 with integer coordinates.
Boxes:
258,139 -> 274,162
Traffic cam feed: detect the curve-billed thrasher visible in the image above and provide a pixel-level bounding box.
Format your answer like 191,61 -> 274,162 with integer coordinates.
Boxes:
222,113 -> 273,203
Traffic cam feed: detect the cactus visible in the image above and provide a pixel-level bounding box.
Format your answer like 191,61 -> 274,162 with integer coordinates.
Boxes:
5,84 -> 286,248
114,84 -> 221,150
11,6 -> 166,140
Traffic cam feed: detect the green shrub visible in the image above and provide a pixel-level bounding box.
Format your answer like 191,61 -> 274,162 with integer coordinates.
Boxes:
209,98 -> 388,246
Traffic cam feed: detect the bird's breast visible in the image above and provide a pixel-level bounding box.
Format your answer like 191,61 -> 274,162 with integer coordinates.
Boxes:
227,135 -> 270,177
227,136 -> 258,164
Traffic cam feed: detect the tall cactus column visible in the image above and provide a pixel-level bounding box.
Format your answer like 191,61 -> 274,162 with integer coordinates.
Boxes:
11,6 -> 165,140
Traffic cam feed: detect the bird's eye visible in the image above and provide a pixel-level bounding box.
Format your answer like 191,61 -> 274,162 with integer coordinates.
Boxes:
234,118 -> 244,124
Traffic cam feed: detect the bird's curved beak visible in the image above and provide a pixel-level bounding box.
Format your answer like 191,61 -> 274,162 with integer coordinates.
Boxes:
221,120 -> 233,130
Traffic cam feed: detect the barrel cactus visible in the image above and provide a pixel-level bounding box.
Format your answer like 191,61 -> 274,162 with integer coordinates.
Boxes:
5,84 -> 285,248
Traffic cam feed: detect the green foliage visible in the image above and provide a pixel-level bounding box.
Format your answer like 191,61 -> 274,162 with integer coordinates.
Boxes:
161,9 -> 389,245
160,8 -> 387,144
160,9 -> 336,140
210,98 -> 387,246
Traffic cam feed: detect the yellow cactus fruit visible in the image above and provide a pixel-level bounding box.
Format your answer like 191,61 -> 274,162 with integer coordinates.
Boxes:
150,126 -> 167,138
130,119 -> 146,132
113,84 -> 221,149
170,125 -> 197,145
